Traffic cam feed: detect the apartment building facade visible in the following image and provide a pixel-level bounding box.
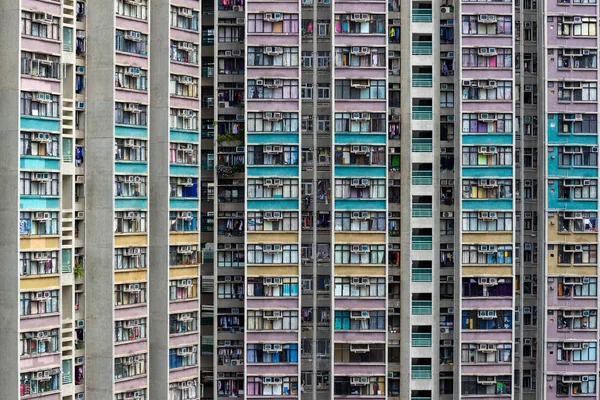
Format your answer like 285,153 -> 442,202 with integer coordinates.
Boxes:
0,0 -> 598,399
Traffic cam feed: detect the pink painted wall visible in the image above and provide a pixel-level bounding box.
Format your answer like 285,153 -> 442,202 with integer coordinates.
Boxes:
334,364 -> 385,375
20,315 -> 60,331
22,37 -> 61,55
116,53 -> 148,69
335,35 -> 387,47
247,3 -> 299,13
20,354 -> 60,371
169,299 -> 200,313
547,21 -> 597,47
114,376 -> 147,392
21,77 -> 61,93
247,365 -> 298,375
247,67 -> 299,79
334,298 -> 386,309
114,339 -> 148,357
171,96 -> 200,110
462,102 -> 513,113
116,15 -> 148,34
461,331 -> 512,342
546,86 -> 597,114
116,88 -> 148,104
171,61 -> 199,77
335,100 -> 386,113
461,364 -> 511,375
334,331 -> 385,342
22,0 -> 61,15
170,332 -> 199,347
171,27 -> 199,44
461,69 -> 512,81
462,36 -> 512,48
172,0 -> 200,9
461,3 -> 512,14
247,100 -> 298,112
114,304 -> 147,320
247,35 -> 298,46
335,68 -> 387,79
334,3 -> 386,13
247,298 -> 298,309
247,331 -> 297,342
546,281 -> 597,308
169,366 -> 199,381
546,318 -> 598,341
462,298 -> 512,309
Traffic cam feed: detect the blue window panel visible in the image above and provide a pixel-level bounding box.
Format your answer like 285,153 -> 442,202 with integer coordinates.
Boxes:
247,133 -> 299,144
20,116 -> 60,132
547,148 -> 598,178
170,165 -> 199,176
115,125 -> 148,139
20,196 -> 60,210
462,134 -> 513,146
20,156 -> 60,171
547,180 -> 598,210
170,129 -> 199,143
247,166 -> 298,177
334,166 -> 386,178
461,166 -> 513,178
115,198 -> 147,210
334,199 -> 386,210
461,199 -> 513,210
247,199 -> 299,210
170,198 -> 199,210
547,115 -> 598,145
115,161 -> 147,174
334,133 -> 387,145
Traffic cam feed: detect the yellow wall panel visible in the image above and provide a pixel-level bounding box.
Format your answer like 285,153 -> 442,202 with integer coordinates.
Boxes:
115,233 -> 147,247
20,276 -> 60,290
247,265 -> 298,276
334,266 -> 385,276
549,265 -> 597,276
20,236 -> 60,250
246,232 -> 298,243
547,214 -> 598,243
335,233 -> 386,244
169,233 -> 199,245
169,266 -> 199,279
462,266 -> 512,276
114,269 -> 147,283
462,233 -> 512,244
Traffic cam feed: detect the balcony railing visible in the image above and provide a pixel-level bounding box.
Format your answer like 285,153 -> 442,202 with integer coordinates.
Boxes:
412,171 -> 432,185
412,9 -> 433,22
412,41 -> 432,55
411,365 -> 432,379
412,268 -> 432,282
412,235 -> 433,250
412,138 -> 433,152
412,203 -> 432,217
412,106 -> 432,120
411,332 -> 432,347
412,73 -> 433,87
412,300 -> 432,315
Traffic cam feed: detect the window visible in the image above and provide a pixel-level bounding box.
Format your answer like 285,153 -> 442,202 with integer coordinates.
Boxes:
301,83 -> 313,99
115,318 -> 146,342
247,146 -> 299,166
20,251 -> 59,276
248,47 -> 299,67
334,277 -> 386,297
115,102 -> 147,126
170,108 -> 199,131
301,51 -> 312,68
462,212 -> 513,231
248,79 -> 299,99
462,146 -> 513,166
115,138 -> 147,161
334,145 -> 385,166
462,113 -> 512,134
247,376 -> 298,396
334,376 -> 385,396
334,343 -> 385,363
247,178 -> 299,199
169,346 -> 198,369
247,277 -> 299,297
556,309 -> 598,329
169,245 -> 199,266
21,92 -> 60,118
168,381 -> 200,399
462,244 -> 513,264
21,11 -> 60,40
20,329 -> 59,356
557,212 -> 597,232
334,112 -> 387,133
247,112 -> 299,132
20,369 -> 60,396
462,80 -> 512,100
170,74 -> 199,98
247,344 -> 298,363
20,290 -> 59,316
462,179 -> 513,199
461,343 -> 512,363
170,5 -> 198,30
558,179 -> 598,200
115,30 -> 148,55
169,211 -> 197,232
334,310 -> 385,330
115,354 -> 147,379
218,25 -> 244,43
462,48 -> 512,68
21,52 -> 61,79
114,211 -> 147,234
116,0 -> 148,19
556,375 -> 596,396
19,211 -> 58,236
170,177 -> 198,198
318,83 -> 331,99
20,132 -> 60,158
462,277 -> 513,296
461,376 -> 512,395
556,113 -> 597,135
334,244 -> 386,264
20,172 -> 59,196
557,244 -> 597,264
115,390 -> 147,400
335,47 -> 386,67
114,246 -> 147,270
115,175 -> 146,198
169,278 -> 198,300
247,211 -> 299,231
462,15 -> 513,35
462,310 -> 513,329
217,248 -> 245,268
318,51 -> 330,68
334,211 -> 386,231
440,85 -> 454,108
247,310 -> 299,330
334,14 -> 386,34
334,178 -> 386,199
559,82 -> 598,102
557,49 -> 597,69
115,65 -> 147,91
170,40 -> 199,64
248,14 -> 299,33
557,342 -> 597,362
169,142 -> 198,165
557,16 -> 597,36
558,146 -> 598,166
335,80 -> 386,99
114,282 -> 147,306
170,312 -> 198,334
247,244 -> 299,264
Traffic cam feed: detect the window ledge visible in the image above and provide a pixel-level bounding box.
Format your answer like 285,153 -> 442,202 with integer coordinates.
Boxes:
20,273 -> 60,279
20,312 -> 60,320
116,87 -> 148,94
115,337 -> 147,346
114,373 -> 147,383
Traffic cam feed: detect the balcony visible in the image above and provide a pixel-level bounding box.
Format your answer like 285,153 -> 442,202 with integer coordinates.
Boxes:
412,9 -> 432,23
412,73 -> 433,88
412,41 -> 432,55
411,365 -> 432,379
412,138 -> 433,152
412,300 -> 432,315
411,332 -> 432,347
412,236 -> 432,250
412,170 -> 432,185
412,203 -> 432,217
412,106 -> 432,120
412,268 -> 432,282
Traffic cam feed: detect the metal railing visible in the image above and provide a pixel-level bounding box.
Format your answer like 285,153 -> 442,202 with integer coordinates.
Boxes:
412,171 -> 433,185
412,203 -> 432,217
412,9 -> 433,22
411,332 -> 432,347
412,138 -> 433,152
412,41 -> 432,55
412,73 -> 433,87
411,365 -> 432,379
412,235 -> 433,250
412,106 -> 433,120
412,268 -> 433,282
412,300 -> 433,315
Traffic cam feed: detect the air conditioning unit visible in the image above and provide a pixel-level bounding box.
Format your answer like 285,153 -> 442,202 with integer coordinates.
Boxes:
33,132 -> 51,142
478,14 -> 497,23
177,109 -> 194,119
264,46 -> 283,55
263,244 -> 282,253
351,13 -> 370,22
264,178 -> 282,187
264,112 -> 282,121
178,7 -> 193,17
33,172 -> 51,182
177,246 -> 193,254
125,31 -> 142,42
350,377 -> 369,385
33,212 -> 51,221
33,13 -> 54,24
264,12 -> 283,22
35,92 -> 52,104
350,344 -> 370,353
124,103 -> 141,113
177,41 -> 193,52
178,75 -> 194,85
351,79 -> 370,89
440,6 -> 452,13
177,313 -> 193,322
478,113 -> 497,122
264,211 -> 282,220
351,244 -> 370,254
